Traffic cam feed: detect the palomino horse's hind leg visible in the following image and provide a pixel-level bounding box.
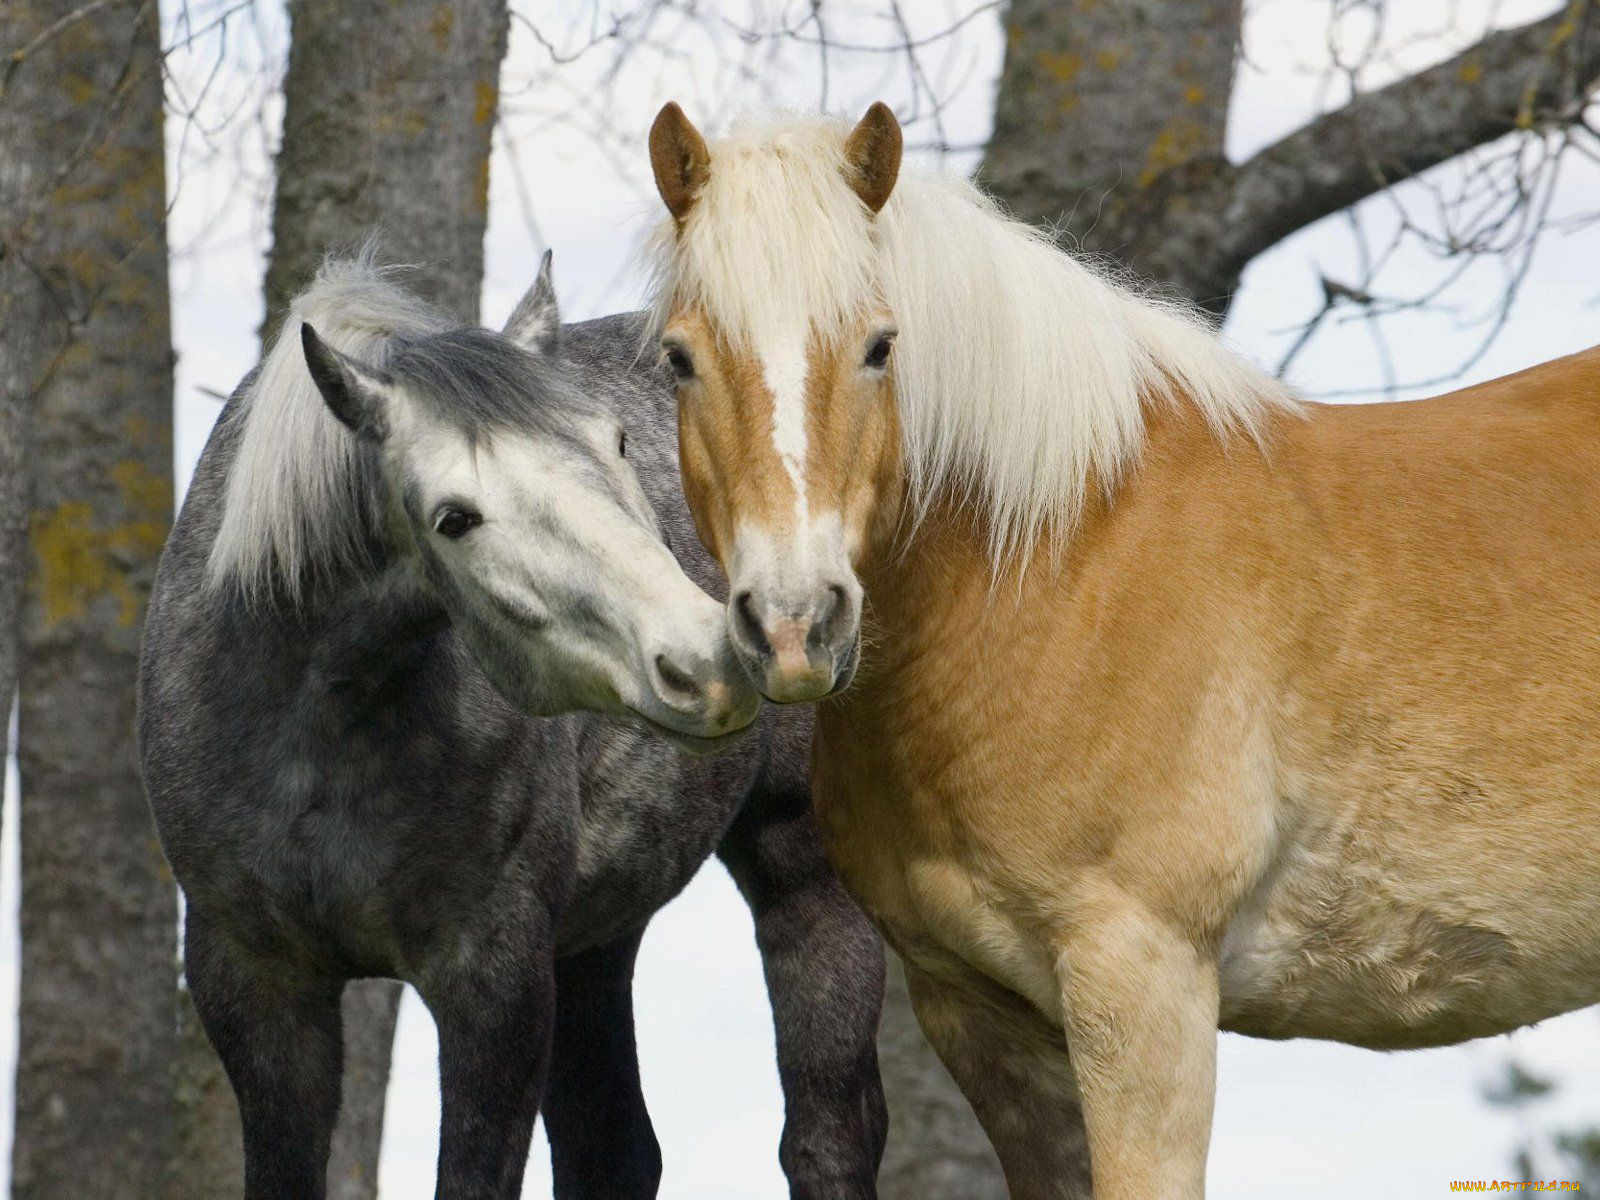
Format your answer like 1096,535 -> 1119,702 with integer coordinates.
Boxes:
901,957 -> 1092,1200
542,931 -> 662,1198
183,909 -> 344,1200
424,912 -> 557,1200
1055,903 -> 1219,1200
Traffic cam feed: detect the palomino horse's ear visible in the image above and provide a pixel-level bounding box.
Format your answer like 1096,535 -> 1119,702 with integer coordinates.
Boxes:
843,102 -> 902,214
649,102 -> 711,222
301,323 -> 392,440
504,248 -> 560,356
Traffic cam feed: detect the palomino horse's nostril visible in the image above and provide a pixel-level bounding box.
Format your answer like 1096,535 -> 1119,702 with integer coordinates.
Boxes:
812,583 -> 850,649
653,653 -> 703,703
733,591 -> 771,657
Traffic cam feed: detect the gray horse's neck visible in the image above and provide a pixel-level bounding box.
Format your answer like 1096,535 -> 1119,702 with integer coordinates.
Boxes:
300,556 -> 450,697
178,390 -> 457,711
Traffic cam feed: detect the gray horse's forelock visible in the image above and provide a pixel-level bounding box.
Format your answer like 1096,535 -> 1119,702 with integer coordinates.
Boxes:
387,327 -> 601,445
206,252 -> 453,603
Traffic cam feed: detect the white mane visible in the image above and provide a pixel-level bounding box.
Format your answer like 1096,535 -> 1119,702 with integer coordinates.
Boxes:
646,115 -> 1295,561
207,254 -> 451,601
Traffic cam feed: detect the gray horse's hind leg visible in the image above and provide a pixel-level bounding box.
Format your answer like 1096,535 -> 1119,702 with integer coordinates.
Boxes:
718,754 -> 889,1200
423,912 -> 558,1200
183,910 -> 345,1200
542,930 -> 662,1199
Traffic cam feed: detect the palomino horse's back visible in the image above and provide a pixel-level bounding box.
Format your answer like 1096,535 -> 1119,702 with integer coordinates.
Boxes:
1220,345 -> 1600,1048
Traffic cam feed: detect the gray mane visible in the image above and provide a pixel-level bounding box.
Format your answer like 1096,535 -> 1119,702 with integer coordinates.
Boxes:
387,326 -> 602,442
207,256 -> 592,604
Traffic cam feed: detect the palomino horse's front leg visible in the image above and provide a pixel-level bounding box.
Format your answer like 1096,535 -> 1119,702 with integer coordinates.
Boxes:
901,957 -> 1093,1200
1056,897 -> 1221,1200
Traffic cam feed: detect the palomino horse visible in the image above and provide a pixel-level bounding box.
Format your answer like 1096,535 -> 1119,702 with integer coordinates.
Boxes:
139,251 -> 886,1198
644,102 -> 1600,1199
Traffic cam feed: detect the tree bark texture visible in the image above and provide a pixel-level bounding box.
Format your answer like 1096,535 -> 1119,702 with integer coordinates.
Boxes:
171,3 -> 510,1197
0,3 -> 178,1198
261,0 -> 510,338
166,992 -> 245,1200
981,0 -> 1243,307
981,0 -> 1600,312
326,982 -> 405,1200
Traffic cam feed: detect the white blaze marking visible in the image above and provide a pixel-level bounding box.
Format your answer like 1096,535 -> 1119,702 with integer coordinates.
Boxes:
757,325 -> 810,523
730,512 -> 857,616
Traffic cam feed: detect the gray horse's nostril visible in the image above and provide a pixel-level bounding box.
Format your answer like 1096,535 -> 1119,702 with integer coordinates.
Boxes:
653,652 -> 703,703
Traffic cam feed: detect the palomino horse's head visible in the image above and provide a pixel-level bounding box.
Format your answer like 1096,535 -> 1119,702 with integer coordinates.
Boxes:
647,103 -> 905,703
300,255 -> 760,749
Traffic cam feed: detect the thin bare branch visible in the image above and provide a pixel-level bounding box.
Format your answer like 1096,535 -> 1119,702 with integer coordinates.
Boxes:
1223,0 -> 1600,274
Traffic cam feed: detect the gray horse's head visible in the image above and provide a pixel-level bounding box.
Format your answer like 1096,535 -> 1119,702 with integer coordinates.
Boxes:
297,256 -> 759,748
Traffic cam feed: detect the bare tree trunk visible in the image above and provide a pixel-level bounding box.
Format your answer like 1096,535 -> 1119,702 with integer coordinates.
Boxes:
261,0 -> 509,338
0,55 -> 32,719
981,0 -> 1600,314
980,0 -> 1243,310
327,984 -> 405,1200
0,3 -> 47,732
0,3 -> 177,1198
171,3 -> 510,1196
167,997 -> 245,1199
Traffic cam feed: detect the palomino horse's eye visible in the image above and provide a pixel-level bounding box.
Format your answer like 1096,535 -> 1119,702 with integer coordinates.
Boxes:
864,331 -> 896,371
663,345 -> 695,381
432,505 -> 483,540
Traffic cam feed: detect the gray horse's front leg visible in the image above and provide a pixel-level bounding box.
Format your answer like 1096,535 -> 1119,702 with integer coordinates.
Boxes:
718,744 -> 888,1200
183,909 -> 346,1200
421,910 -> 558,1200
543,930 -> 662,1199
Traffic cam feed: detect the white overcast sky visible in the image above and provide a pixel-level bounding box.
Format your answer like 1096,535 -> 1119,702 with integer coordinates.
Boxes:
7,1 -> 1600,1196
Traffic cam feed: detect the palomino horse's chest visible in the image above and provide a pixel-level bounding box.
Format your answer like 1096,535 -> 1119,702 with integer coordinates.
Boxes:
812,705 -> 1070,1021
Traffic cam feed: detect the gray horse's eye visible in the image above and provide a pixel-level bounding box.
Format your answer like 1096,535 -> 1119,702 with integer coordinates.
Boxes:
433,505 -> 483,540
618,430 -> 627,458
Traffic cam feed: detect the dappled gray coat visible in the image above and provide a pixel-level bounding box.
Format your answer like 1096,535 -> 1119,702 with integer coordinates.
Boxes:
138,301 -> 886,1199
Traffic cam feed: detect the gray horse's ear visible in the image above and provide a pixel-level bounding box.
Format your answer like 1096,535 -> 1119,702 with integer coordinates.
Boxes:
503,249 -> 560,356
301,323 -> 391,439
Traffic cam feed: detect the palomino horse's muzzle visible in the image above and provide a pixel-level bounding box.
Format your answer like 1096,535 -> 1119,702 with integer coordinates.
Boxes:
729,581 -> 859,703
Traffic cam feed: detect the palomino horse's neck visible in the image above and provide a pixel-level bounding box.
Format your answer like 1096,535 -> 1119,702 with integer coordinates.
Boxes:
852,482 -> 1111,698
828,397 -> 1242,772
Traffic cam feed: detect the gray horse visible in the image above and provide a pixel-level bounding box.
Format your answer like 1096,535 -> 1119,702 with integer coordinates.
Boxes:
137,253 -> 886,1200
